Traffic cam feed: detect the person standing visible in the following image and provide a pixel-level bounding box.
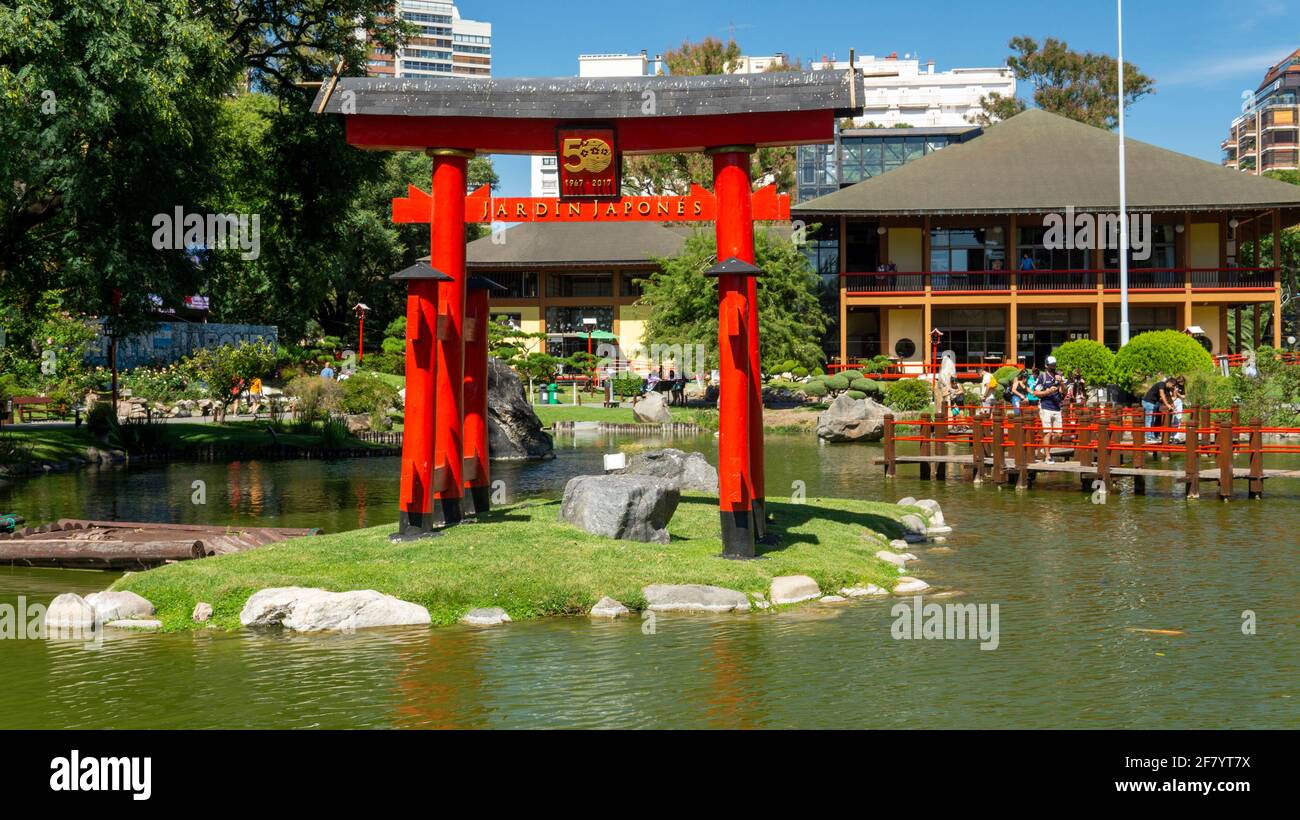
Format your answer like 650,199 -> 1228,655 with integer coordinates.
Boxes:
1141,377 -> 1176,443
1034,356 -> 1064,460
320,362 -> 335,380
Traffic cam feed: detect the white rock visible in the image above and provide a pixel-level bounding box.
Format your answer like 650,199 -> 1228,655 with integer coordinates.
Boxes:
769,575 -> 822,605
240,587 -> 431,631
45,593 -> 97,630
85,590 -> 154,621
900,514 -> 929,535
840,584 -> 888,598
462,606 -> 511,626
819,595 -> 848,603
875,550 -> 910,568
589,597 -> 630,619
897,497 -> 917,507
192,602 -> 214,623
643,584 -> 750,613
889,539 -> 911,550
893,577 -> 932,595
105,619 -> 162,631
927,525 -> 954,537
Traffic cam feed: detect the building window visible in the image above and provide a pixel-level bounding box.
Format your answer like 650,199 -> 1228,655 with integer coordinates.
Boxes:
934,308 -> 1007,364
929,228 -> 1006,274
895,337 -> 917,359
546,272 -> 613,298
1017,226 -> 1091,270
620,274 -> 645,297
487,271 -> 538,299
545,307 -> 613,336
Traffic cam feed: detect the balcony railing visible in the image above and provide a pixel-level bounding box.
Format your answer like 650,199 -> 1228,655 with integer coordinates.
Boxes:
842,268 -> 1278,295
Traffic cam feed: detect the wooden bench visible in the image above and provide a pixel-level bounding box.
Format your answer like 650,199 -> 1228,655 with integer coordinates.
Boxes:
12,396 -> 64,422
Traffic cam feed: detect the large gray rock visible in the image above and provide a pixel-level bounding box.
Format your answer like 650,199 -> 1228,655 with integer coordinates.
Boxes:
643,584 -> 750,613
487,357 -> 554,460
45,593 -> 97,630
85,591 -> 154,622
239,587 -> 431,632
462,607 -> 511,626
559,475 -> 680,544
617,448 -> 719,493
632,392 -> 673,424
816,394 -> 887,442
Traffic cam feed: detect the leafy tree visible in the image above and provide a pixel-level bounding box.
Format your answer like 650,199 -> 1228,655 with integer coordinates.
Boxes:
185,340 -> 277,422
1049,339 -> 1116,386
622,38 -> 797,197
971,36 -> 1155,129
1112,330 -> 1215,393
638,230 -> 828,372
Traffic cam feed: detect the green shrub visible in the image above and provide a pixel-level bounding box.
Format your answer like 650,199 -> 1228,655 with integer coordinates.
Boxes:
845,390 -> 866,400
841,370 -> 864,382
612,374 -> 644,398
858,355 -> 895,375
791,366 -> 808,378
86,402 -> 116,437
885,379 -> 933,412
1184,371 -> 1235,409
824,374 -> 850,392
849,378 -> 883,399
1050,339 -> 1116,386
286,374 -> 343,423
801,381 -> 829,398
340,372 -> 400,416
1113,330 -> 1215,392
321,416 -> 350,448
362,352 -> 405,376
992,366 -> 1022,387
811,367 -> 825,377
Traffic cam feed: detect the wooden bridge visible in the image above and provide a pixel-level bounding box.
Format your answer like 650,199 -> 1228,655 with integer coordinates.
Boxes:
880,404 -> 1300,500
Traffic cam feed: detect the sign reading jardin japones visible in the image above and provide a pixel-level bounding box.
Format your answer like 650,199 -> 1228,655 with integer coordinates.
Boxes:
557,127 -> 618,200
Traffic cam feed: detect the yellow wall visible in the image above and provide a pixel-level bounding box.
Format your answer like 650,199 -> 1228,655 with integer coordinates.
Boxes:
491,306 -> 543,354
617,305 -> 651,371
1192,305 -> 1223,355
1190,223 -> 1219,268
886,308 -> 924,365
888,227 -> 923,272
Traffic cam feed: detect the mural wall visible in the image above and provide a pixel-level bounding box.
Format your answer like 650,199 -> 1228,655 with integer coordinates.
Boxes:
87,321 -> 278,369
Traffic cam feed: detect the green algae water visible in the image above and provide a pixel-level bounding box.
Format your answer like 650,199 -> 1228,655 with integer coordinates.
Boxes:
1,432 -> 1297,729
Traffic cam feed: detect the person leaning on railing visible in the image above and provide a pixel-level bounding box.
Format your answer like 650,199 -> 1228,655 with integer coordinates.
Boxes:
1141,377 -> 1177,444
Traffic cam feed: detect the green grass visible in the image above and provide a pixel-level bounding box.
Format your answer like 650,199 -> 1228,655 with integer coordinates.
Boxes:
112,494 -> 915,631
0,420 -> 389,467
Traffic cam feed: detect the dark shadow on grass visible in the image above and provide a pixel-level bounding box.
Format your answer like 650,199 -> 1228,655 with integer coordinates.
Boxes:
670,495 -> 904,557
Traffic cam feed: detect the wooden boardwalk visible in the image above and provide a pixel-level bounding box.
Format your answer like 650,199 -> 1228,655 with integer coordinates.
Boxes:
881,403 -> 1300,500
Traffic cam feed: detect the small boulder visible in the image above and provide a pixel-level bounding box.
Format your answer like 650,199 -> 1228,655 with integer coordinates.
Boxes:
632,392 -> 673,424
897,497 -> 917,507
900,514 -> 929,535
840,584 -> 888,598
889,539 -> 911,551
643,584 -> 750,613
462,607 -> 511,626
45,593 -> 97,631
816,394 -> 887,443
819,595 -> 848,603
617,448 -> 719,492
559,475 -> 680,544
589,597 -> 630,619
192,602 -> 214,623
105,619 -> 162,631
875,550 -> 910,568
343,414 -> 370,434
770,575 -> 821,605
893,577 -> 932,595
85,590 -> 154,622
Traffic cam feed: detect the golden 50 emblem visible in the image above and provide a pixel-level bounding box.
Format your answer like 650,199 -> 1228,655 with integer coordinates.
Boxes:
562,137 -> 613,174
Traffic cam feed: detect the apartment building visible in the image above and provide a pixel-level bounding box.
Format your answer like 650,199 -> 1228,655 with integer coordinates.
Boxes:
1223,49 -> 1299,175
365,1 -> 491,79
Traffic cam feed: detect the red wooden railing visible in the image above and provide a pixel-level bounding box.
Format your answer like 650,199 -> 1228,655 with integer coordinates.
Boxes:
842,268 -> 1278,296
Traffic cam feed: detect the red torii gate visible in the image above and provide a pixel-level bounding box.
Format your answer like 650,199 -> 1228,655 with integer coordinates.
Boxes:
314,71 -> 862,558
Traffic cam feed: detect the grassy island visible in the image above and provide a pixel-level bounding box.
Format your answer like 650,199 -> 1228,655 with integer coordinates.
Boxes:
111,494 -> 917,630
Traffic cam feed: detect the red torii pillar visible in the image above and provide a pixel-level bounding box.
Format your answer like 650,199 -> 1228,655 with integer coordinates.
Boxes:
389,261 -> 452,541
463,275 -> 504,515
709,147 -> 767,554
429,149 -> 473,527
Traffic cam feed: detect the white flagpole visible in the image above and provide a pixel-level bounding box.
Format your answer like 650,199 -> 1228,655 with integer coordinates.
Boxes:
1118,0 -> 1131,346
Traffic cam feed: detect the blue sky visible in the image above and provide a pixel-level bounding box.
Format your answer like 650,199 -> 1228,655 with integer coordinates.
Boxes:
465,0 -> 1298,196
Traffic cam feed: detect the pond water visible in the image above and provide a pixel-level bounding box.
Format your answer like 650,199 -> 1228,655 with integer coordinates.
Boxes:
1,431 -> 1297,729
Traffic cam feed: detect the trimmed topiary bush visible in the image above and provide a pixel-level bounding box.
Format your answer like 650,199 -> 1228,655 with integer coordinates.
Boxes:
811,367 -> 825,377
841,370 -> 864,382
845,390 -> 866,400
850,377 -> 884,399
824,374 -> 850,393
801,381 -> 829,398
1113,330 -> 1216,392
885,379 -> 933,412
1050,339 -> 1116,386
791,366 -> 808,378
992,365 -> 1021,387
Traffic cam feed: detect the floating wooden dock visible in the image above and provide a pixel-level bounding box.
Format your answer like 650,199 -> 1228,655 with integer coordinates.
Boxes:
881,404 -> 1300,500
0,520 -> 320,570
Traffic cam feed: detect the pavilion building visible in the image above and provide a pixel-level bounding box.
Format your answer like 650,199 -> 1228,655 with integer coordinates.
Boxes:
793,108 -> 1300,371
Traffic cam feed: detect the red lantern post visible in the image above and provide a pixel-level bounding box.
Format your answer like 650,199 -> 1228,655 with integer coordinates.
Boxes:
353,302 -> 370,365
429,148 -> 473,527
463,276 -> 504,515
389,263 -> 451,541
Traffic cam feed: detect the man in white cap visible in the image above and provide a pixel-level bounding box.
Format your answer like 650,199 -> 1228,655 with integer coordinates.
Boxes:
1033,355 -> 1064,460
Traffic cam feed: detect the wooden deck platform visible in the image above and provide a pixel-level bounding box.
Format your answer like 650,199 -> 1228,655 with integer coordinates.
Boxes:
875,454 -> 1300,482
